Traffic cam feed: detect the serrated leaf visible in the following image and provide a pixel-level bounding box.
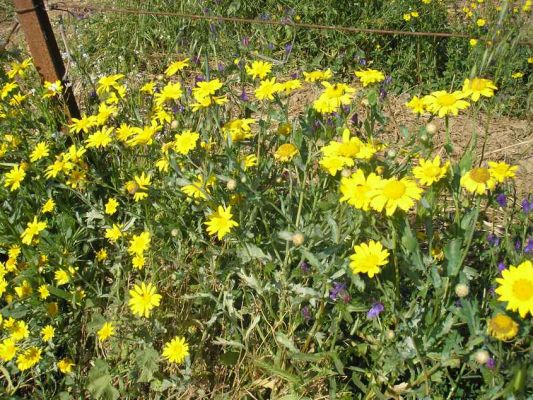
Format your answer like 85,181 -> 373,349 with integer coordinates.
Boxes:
87,360 -> 119,400
135,346 -> 159,383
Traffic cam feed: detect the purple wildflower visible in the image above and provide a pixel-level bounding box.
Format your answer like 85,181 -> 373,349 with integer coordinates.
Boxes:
496,193 -> 507,207
524,238 -> 533,253
242,37 -> 249,47
300,261 -> 310,274
359,58 -> 367,66
329,282 -> 346,301
486,357 -> 496,369
497,262 -> 506,272
515,239 -> 522,250
194,75 -> 205,84
384,75 -> 393,85
285,43 -> 293,54
367,302 -> 384,318
487,233 -> 500,247
267,43 -> 274,50
301,305 -> 311,322
521,198 -> 532,214
379,86 -> 387,100
239,89 -> 249,102
217,62 -> 224,72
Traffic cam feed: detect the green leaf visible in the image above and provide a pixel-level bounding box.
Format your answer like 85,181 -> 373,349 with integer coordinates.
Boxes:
86,360 -> 119,400
253,360 -> 302,385
275,332 -> 299,353
134,346 -> 160,383
444,238 -> 463,277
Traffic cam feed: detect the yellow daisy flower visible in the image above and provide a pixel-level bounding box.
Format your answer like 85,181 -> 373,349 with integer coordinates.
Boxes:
412,156 -> 449,186
487,314 -> 519,340
57,358 -> 75,374
128,282 -> 162,318
340,170 -> 381,211
462,78 -> 497,102
162,336 -> 190,364
16,347 -> 41,371
495,260 -> 533,318
423,90 -> 470,118
349,240 -> 390,277
204,206 -> 239,240
369,177 -> 423,216
354,69 -> 385,87
274,143 -> 299,162
460,167 -> 496,194
488,161 -> 518,183
245,60 -> 272,80
97,322 -> 115,342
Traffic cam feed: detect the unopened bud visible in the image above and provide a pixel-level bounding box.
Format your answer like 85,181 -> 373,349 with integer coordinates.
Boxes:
170,120 -> 179,129
171,228 -> 179,237
385,329 -> 395,340
426,123 -> 437,134
474,349 -> 490,364
341,168 -> 352,178
455,283 -> 469,298
387,149 -> 397,158
291,233 -> 305,246
226,179 -> 237,191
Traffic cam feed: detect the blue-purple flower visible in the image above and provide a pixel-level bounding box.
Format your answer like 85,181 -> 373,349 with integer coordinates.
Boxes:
487,233 -> 500,247
497,262 -> 507,272
524,238 -> 533,254
486,357 -> 496,369
300,261 -> 310,274
301,305 -> 311,322
496,193 -> 507,207
329,282 -> 350,303
521,197 -> 532,214
367,302 -> 384,318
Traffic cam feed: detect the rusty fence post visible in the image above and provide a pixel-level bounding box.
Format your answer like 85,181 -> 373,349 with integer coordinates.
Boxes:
13,0 -> 80,120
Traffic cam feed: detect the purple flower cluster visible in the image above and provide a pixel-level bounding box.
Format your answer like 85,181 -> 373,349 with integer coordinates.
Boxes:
367,302 -> 384,318
329,282 -> 351,303
496,193 -> 507,207
487,233 -> 500,247
522,197 -> 533,214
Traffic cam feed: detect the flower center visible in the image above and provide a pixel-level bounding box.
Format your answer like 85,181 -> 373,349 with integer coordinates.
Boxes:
425,166 -> 440,177
383,180 -> 406,199
470,167 -> 490,183
437,93 -> 456,106
512,279 -> 533,301
471,78 -> 486,91
363,254 -> 379,269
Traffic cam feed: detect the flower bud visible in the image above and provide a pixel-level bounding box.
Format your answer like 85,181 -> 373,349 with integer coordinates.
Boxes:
240,176 -> 247,184
171,228 -> 179,237
387,149 -> 397,158
170,120 -> 179,129
226,179 -> 237,191
341,168 -> 352,178
291,233 -> 305,246
474,349 -> 490,364
455,283 -> 469,298
426,123 -> 437,134
157,74 -> 164,81
385,329 -> 395,340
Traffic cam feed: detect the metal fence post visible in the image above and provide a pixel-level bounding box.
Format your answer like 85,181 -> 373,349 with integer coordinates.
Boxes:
13,0 -> 80,120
